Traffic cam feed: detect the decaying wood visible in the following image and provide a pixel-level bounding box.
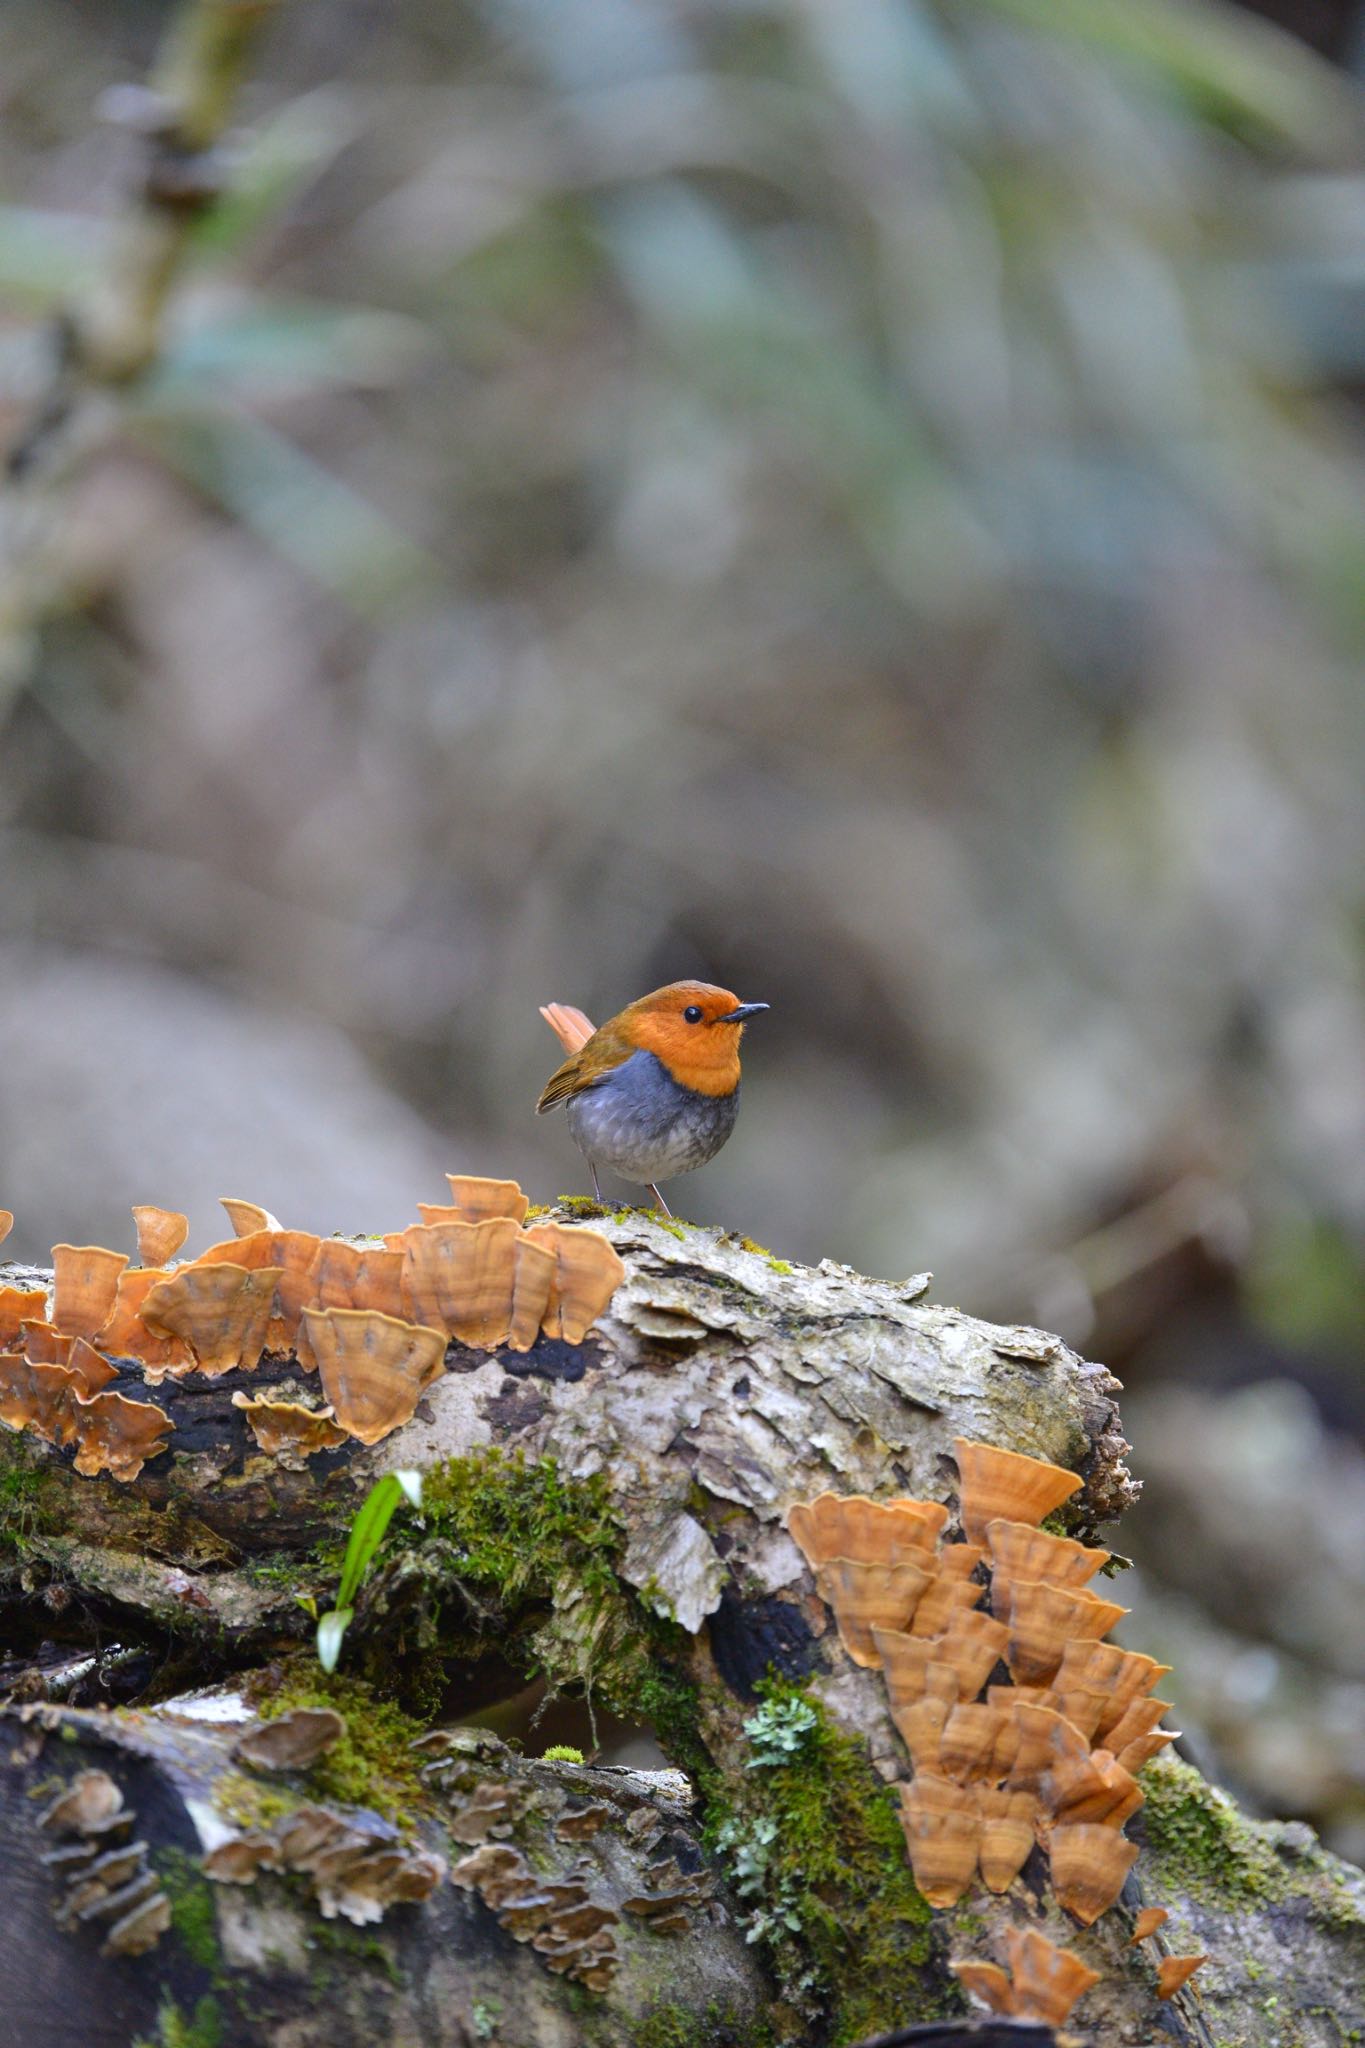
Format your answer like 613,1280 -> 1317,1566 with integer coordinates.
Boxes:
3,1210 -> 1363,2046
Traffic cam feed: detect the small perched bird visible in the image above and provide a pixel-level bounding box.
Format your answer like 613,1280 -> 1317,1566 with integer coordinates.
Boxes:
536,980 -> 769,1214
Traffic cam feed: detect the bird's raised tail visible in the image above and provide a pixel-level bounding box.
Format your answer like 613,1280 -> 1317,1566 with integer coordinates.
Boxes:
539,1002 -> 596,1056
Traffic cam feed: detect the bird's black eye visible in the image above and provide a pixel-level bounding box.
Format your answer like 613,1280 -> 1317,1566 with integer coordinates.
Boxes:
683,1004 -> 704,1024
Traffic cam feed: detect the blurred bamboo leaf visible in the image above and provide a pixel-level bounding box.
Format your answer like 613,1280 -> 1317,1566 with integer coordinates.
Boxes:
0,207 -> 111,306
188,88 -> 362,257
148,301 -> 428,398
972,0 -> 1357,152
129,402 -> 439,613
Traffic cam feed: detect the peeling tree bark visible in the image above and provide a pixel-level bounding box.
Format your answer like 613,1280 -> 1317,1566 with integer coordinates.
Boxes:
2,1213 -> 1363,2047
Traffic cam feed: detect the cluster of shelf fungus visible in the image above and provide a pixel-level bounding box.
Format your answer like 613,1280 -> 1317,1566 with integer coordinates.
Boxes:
787,1439 -> 1208,2025
0,1185 -> 625,1478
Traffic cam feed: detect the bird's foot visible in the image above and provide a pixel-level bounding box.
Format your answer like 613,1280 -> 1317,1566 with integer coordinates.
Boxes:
645,1184 -> 672,1218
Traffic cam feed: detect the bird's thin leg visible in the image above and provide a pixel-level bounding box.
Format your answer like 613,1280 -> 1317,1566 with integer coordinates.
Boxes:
645,1184 -> 672,1217
590,1162 -> 603,1203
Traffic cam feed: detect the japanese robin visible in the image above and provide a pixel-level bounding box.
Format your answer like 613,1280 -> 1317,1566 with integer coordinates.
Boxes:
536,981 -> 769,1215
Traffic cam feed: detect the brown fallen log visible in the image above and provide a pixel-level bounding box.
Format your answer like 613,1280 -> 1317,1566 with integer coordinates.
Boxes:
2,1209 -> 1362,2046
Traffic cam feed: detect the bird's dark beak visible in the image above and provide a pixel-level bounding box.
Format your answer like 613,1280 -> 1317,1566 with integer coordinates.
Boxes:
717,1002 -> 769,1024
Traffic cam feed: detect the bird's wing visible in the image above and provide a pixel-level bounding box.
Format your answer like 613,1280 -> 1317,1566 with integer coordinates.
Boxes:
535,1033 -> 633,1113
539,1002 -> 596,1056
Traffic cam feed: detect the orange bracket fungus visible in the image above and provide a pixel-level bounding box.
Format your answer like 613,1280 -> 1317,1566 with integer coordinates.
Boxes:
231,1391 -> 350,1464
508,1234 -> 557,1352
816,1556 -> 935,1666
0,1209 -> 12,1246
130,1205 -> 189,1267
141,1262 -> 283,1377
219,1197 -> 282,1237
953,1437 -> 1082,1545
69,1388 -> 174,1481
787,1494 -> 949,1570
66,1336 -> 119,1396
1128,1905 -> 1169,1944
302,1305 -> 447,1445
51,1245 -> 130,1341
896,1776 -> 982,1906
0,1286 -> 47,1345
522,1222 -> 626,1346
233,1707 -> 345,1772
443,1175 -> 532,1225
96,1267 -> 196,1374
400,1217 -> 523,1347
1157,1953 -> 1208,1998
1048,1820 -> 1140,1925
952,1927 -> 1100,2024
953,1926 -> 1101,2024
790,1436 -> 1165,1959
1003,1579 -> 1130,1686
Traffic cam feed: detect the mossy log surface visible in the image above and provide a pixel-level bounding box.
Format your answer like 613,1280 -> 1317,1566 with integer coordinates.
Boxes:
2,1209 -> 1364,2047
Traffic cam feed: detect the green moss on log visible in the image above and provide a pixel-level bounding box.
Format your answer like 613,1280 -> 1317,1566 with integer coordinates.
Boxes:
707,1680 -> 952,2044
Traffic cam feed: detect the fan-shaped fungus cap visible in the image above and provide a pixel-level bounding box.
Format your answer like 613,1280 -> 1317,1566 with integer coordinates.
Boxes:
1001,1926 -> 1102,2024
290,1242 -> 407,1368
1042,1685 -> 1109,1741
891,1670 -> 956,1771
1102,1696 -> 1173,1754
231,1391 -> 349,1464
220,1198 -> 282,1237
1127,1905 -> 1168,1945
1004,1579 -> 1128,1685
1048,1820 -> 1140,1925
38,1771 -> 124,1835
1043,1748 -> 1144,1830
933,1608 -> 1010,1700
0,1354 -> 80,1444
64,1336 -> 117,1396
815,1556 -> 933,1665
0,1287 -> 47,1345
304,1305 -> 446,1445
395,1217 -> 521,1347
939,1703 -> 1006,1784
317,1843 -> 447,1926
234,1708 -> 346,1771
953,1438 -> 1082,1546
21,1319 -> 72,1364
1000,1702 -> 1091,1793
870,1626 -> 936,1710
102,1891 -> 172,1957
0,1210 -> 11,1247
131,1206 -> 189,1267
896,1788 -> 981,1907
540,1003 -> 596,1055
1157,1953 -> 1207,1997
51,1246 -> 130,1341
141,1262 -> 283,1376
1056,1642 -> 1170,1730
950,1959 -> 1014,2014
1117,1729 -> 1178,1773
95,1269 -> 195,1376
184,1229 -> 322,1352
985,1517 -> 1110,1596
71,1389 -> 174,1481
978,1786 -> 1038,1893
910,1571 -> 985,1637
203,1833 -> 281,1883
508,1233 -> 557,1352
787,1494 -> 949,1570
523,1222 -> 627,1346
443,1175 -> 531,1225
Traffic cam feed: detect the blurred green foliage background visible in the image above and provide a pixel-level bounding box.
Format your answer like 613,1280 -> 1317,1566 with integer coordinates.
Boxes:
0,0 -> 1362,1850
